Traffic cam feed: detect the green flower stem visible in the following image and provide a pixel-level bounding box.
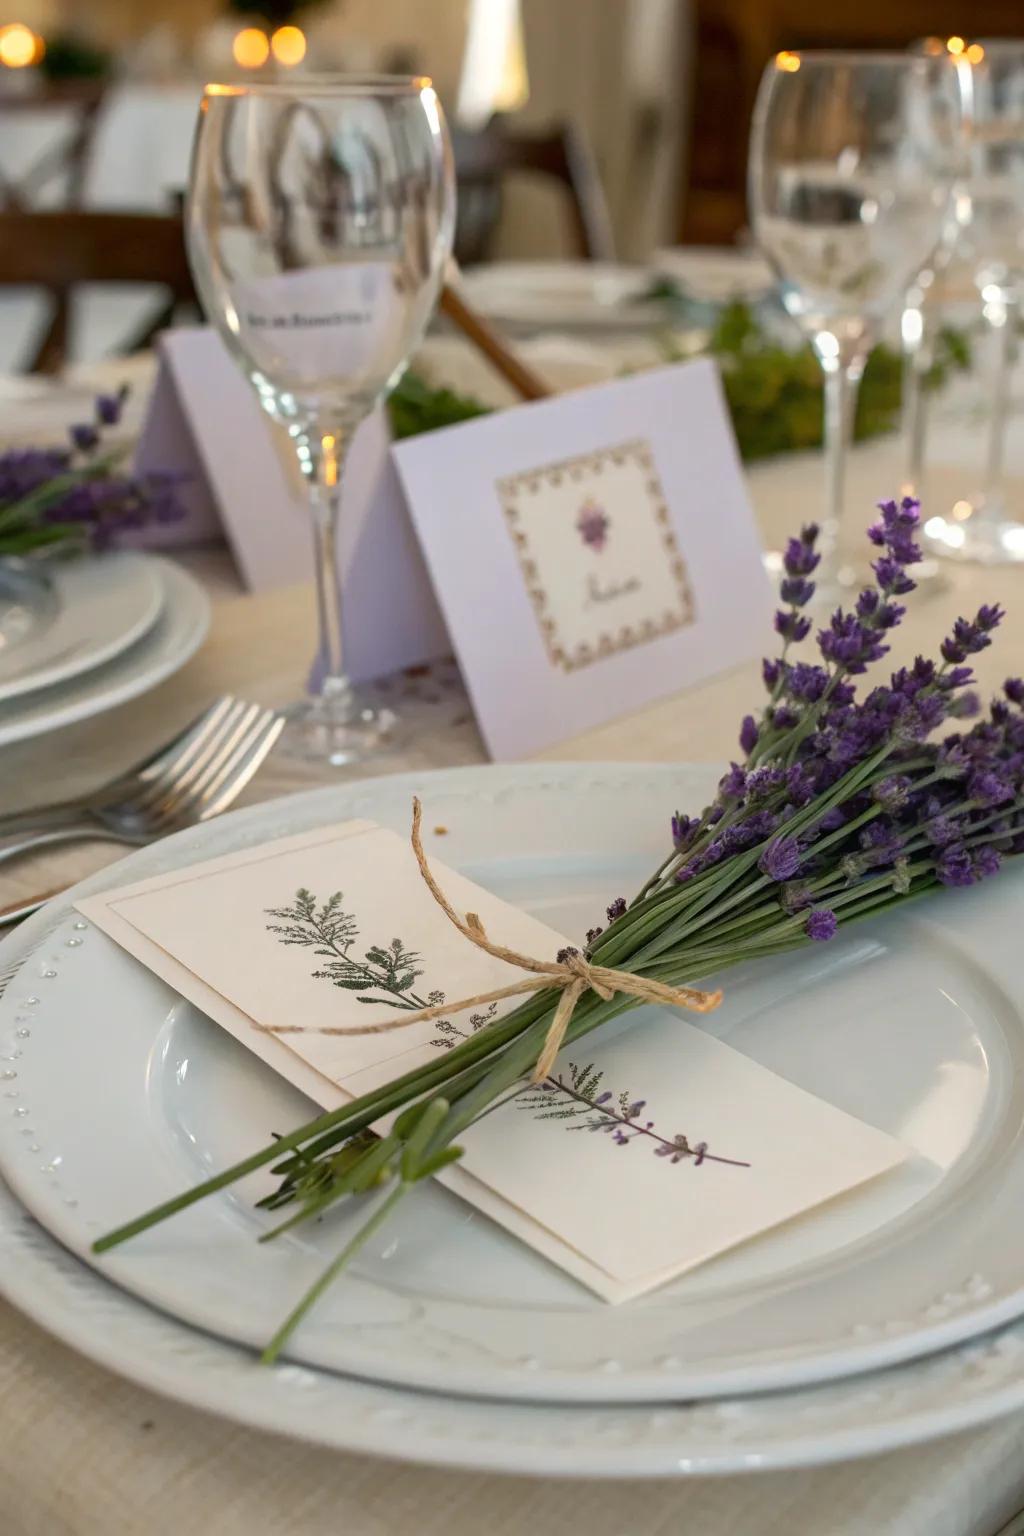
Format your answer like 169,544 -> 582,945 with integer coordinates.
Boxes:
260,1183 -> 409,1365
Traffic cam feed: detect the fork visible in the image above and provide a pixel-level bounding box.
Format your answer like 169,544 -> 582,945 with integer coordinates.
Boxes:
0,696 -> 284,923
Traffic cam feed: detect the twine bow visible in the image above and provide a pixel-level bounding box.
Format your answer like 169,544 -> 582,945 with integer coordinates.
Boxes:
262,798 -> 722,1083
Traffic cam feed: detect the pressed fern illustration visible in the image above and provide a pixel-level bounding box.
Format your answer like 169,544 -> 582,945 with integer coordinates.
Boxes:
265,888 -> 441,1010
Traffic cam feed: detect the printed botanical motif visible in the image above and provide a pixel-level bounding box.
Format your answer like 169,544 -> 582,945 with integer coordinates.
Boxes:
516,1062 -> 749,1168
265,888 -> 445,1011
576,499 -> 610,552
267,900 -> 747,1171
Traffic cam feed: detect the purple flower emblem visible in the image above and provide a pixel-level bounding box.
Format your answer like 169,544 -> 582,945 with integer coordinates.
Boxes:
576,500 -> 610,552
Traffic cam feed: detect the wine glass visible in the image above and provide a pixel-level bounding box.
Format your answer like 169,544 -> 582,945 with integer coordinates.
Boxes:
188,77 -> 454,765
924,41 -> 1024,563
749,51 -> 961,599
901,46 -> 974,500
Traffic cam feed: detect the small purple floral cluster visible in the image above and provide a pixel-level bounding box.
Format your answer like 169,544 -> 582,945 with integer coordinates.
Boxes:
651,496 -> 1022,944
0,386 -> 184,558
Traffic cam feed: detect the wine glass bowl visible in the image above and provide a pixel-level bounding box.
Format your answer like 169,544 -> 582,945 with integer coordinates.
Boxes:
188,77 -> 454,763
922,41 -> 1024,564
750,52 -> 960,597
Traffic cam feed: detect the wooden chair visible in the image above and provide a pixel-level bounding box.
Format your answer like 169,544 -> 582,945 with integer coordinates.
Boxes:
451,117 -> 615,264
0,210 -> 197,373
0,84 -> 107,210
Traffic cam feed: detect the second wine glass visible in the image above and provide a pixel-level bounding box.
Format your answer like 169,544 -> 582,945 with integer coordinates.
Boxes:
749,51 -> 961,598
188,76 -> 455,765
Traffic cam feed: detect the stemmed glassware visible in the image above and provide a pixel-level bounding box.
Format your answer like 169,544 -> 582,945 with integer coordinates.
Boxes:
901,45 -> 974,502
749,51 -> 961,600
188,77 -> 454,765
925,41 -> 1024,563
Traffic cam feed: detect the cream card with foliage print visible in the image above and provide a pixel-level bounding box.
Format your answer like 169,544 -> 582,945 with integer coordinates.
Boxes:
78,820 -> 908,1301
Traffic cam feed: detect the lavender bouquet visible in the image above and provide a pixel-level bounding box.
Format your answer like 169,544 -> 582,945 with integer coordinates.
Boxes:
97,496 -> 1023,1360
0,387 -> 182,560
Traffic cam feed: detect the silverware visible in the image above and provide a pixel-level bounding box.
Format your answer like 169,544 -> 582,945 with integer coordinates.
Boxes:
0,696 -> 284,926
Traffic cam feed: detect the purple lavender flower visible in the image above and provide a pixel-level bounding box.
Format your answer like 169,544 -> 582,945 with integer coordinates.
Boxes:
740,714 -> 759,754
873,775 -> 911,812
670,814 -> 697,850
941,606 -> 1005,664
1005,678 -> 1024,706
719,762 -> 747,799
69,422 -> 99,454
786,662 -> 829,702
975,846 -> 1002,879
775,609 -> 811,644
783,527 -> 821,579
936,844 -> 974,887
805,909 -> 838,941
758,837 -> 801,881
95,389 -> 126,427
605,897 -> 627,923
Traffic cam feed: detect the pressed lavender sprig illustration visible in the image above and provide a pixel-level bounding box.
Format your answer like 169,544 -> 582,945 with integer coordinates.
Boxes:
517,1062 -> 748,1167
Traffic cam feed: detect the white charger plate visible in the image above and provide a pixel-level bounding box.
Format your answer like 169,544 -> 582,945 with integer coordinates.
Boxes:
0,551 -> 163,704
8,1174 -> 1024,1480
0,559 -> 209,745
1,764 -> 1023,1405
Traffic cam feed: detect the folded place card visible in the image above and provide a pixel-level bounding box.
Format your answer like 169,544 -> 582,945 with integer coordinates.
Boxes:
391,358 -> 774,757
134,326 -> 450,684
78,820 -> 907,1302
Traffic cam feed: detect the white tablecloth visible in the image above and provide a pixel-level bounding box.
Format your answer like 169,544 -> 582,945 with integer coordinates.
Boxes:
5,356 -> 1024,1534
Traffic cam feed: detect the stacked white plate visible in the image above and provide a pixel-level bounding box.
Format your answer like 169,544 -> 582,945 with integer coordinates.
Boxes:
0,551 -> 210,747
3,763 -> 1024,1476
457,253 -> 776,337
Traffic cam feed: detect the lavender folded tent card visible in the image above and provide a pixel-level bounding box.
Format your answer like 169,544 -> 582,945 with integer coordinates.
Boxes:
134,326 -> 449,683
78,821 -> 907,1301
391,357 -> 773,758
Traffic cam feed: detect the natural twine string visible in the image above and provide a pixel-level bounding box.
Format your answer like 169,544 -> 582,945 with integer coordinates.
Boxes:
260,798 -> 723,1083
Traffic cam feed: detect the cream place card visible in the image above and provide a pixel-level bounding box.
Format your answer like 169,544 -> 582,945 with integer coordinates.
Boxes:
78,821 -> 908,1302
391,357 -> 773,758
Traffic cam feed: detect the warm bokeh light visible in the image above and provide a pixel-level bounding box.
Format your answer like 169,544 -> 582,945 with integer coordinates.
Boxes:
966,43 -> 986,65
0,23 -> 41,68
775,50 -> 801,73
270,25 -> 306,66
921,37 -> 945,57
232,27 -> 270,69
946,36 -> 966,56
952,499 -> 975,522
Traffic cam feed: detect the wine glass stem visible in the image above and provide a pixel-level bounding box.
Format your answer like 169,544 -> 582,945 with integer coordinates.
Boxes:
308,427 -> 353,708
821,351 -> 865,588
982,293 -> 1017,514
902,302 -> 932,497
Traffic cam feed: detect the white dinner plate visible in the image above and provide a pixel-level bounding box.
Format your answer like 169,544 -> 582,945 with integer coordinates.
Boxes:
0,552 -> 163,704
1,764 -> 1023,1405
0,559 -> 209,746
652,246 -> 776,304
458,261 -> 660,331
9,1175 -> 1024,1480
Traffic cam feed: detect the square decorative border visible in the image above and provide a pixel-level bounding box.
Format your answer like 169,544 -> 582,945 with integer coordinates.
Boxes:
497,438 -> 695,673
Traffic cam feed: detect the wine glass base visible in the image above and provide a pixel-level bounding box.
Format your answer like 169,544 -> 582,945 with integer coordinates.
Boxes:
279,694 -> 402,768
923,511 -> 1024,565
